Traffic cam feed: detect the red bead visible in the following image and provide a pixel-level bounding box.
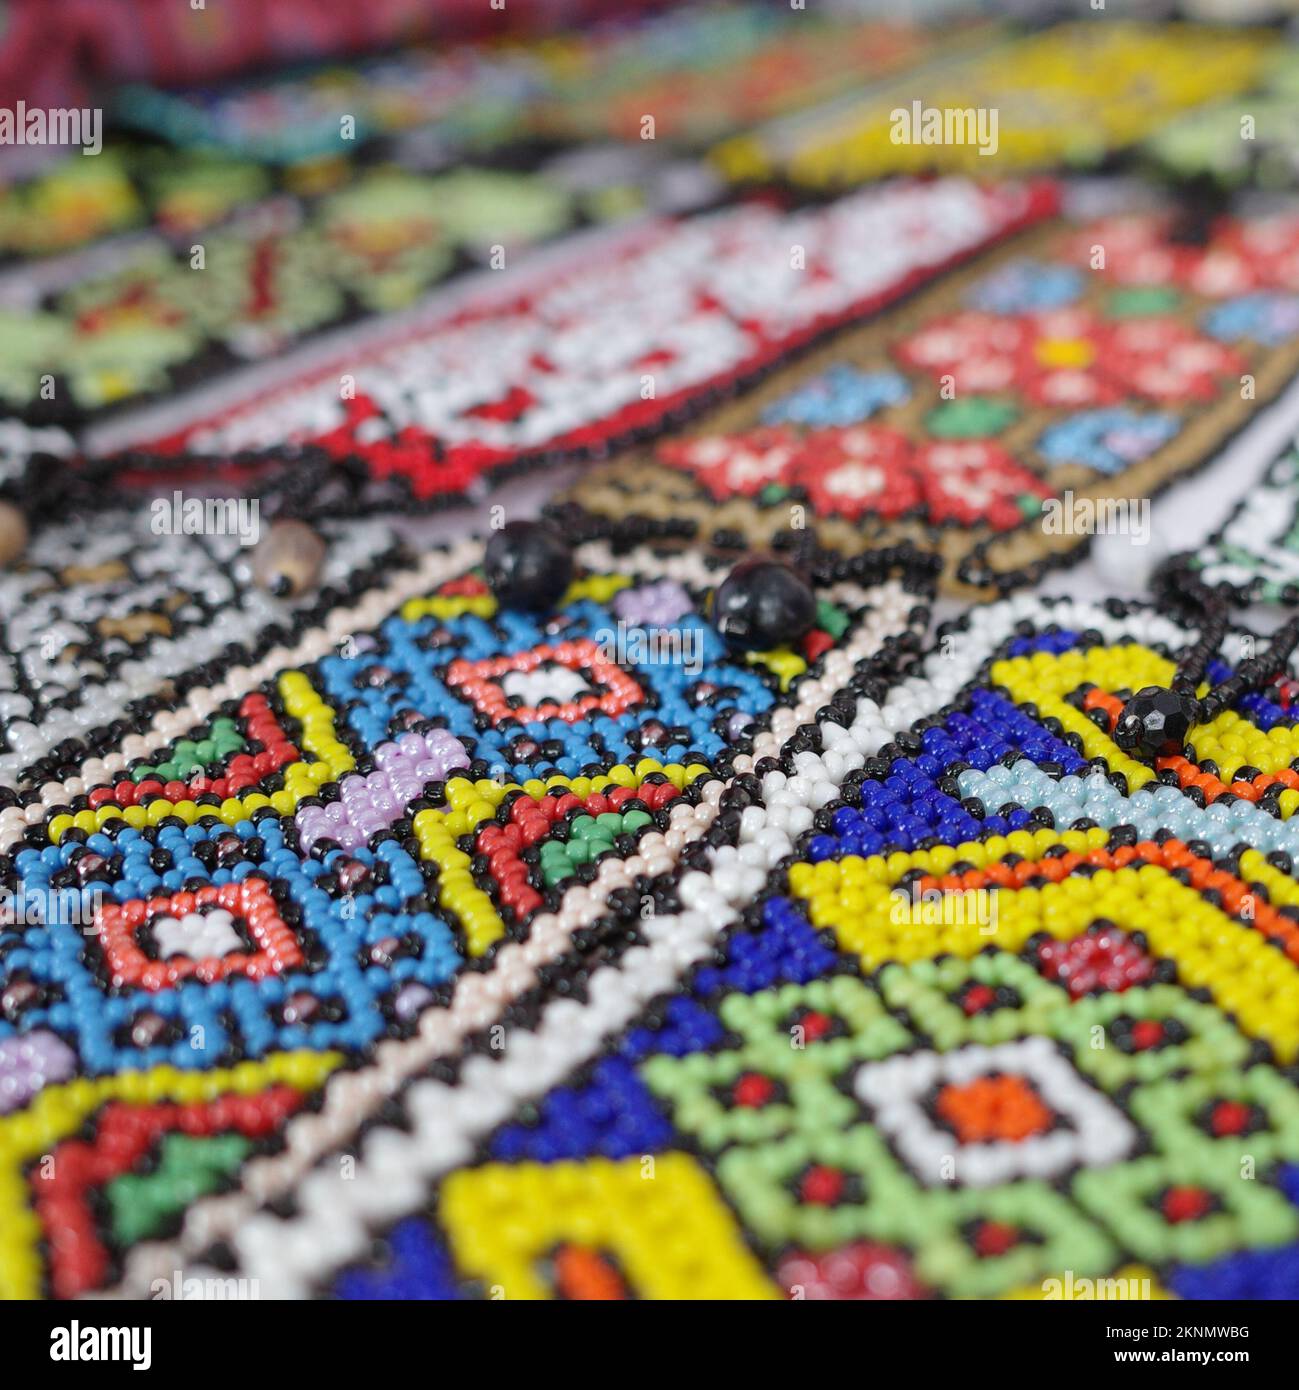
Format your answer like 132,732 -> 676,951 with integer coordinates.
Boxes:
799,1010 -> 834,1041
776,1242 -> 926,1300
960,984 -> 996,1016
1163,1186 -> 1213,1223
800,1165 -> 846,1206
973,1221 -> 1019,1257
1130,1020 -> 1165,1051
732,1073 -> 776,1108
1209,1100 -> 1252,1137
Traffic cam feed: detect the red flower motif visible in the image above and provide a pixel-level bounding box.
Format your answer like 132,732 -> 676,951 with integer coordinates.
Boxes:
794,425 -> 919,521
1107,318 -> 1245,403
1056,213 -> 1299,298
893,311 -> 1026,393
1056,215 -> 1199,289
1212,216 -> 1299,294
659,427 -> 1049,531
895,306 -> 1243,408
913,440 -> 1052,530
658,427 -> 798,498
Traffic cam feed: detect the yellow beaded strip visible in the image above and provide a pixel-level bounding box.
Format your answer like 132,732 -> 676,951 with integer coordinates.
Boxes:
747,647 -> 807,691
789,829 -> 1299,1061
1240,850 -> 1299,912
0,1050 -> 341,1300
714,23 -> 1271,186
991,645 -> 1176,791
1187,707 -> 1299,786
397,573 -> 631,625
278,669 -> 356,796
560,574 -> 632,605
46,669 -> 354,842
439,1153 -> 778,1299
399,593 -> 497,622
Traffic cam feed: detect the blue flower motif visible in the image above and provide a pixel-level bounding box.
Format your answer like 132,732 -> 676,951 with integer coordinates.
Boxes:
1202,293 -> 1299,346
760,365 -> 909,428
966,259 -> 1084,314
1037,409 -> 1181,475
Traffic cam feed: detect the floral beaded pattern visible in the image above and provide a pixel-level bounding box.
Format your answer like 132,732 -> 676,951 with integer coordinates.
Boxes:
0,536 -> 933,1297
174,590 -> 1299,1301
557,204 -> 1299,593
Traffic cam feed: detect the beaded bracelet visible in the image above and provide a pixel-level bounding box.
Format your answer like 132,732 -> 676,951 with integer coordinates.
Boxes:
1184,438 -> 1299,605
88,178 -> 1049,513
0,165 -> 578,428
710,22 -> 1272,188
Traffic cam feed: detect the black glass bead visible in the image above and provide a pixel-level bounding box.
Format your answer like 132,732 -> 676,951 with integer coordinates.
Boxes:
1112,686 -> 1199,760
482,521 -> 573,613
710,557 -> 816,652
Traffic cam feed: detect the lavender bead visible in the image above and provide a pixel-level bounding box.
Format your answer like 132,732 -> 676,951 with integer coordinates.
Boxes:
393,983 -> 434,1021
612,579 -> 694,627
0,1031 -> 76,1113
727,711 -> 756,741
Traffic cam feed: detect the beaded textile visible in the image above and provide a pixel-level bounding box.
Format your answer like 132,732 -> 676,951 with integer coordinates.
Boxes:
556,203 -> 1299,594
115,179 -> 1052,509
53,590 -> 1299,1300
0,535 -> 931,1297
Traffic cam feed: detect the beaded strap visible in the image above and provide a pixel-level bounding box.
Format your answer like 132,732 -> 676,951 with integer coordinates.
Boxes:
556,198 -> 1299,596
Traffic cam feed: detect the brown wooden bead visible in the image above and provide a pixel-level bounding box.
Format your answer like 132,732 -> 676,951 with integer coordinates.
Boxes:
0,501 -> 28,567
251,520 -> 326,597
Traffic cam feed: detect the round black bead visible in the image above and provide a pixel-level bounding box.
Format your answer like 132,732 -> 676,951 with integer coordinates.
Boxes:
1111,685 -> 1200,760
711,557 -> 817,652
482,521 -> 573,613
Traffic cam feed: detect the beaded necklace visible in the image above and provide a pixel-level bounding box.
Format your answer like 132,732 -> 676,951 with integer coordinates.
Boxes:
1113,562 -> 1299,762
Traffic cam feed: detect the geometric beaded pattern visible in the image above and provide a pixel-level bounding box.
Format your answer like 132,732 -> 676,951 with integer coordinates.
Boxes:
1,166 -> 576,427
126,179 -> 1048,510
1186,439 -> 1299,605
113,7 -> 948,162
555,204 -> 1299,594
0,505 -> 401,788
0,535 -> 931,1297
1141,50 -> 1299,190
190,592 -> 1299,1300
